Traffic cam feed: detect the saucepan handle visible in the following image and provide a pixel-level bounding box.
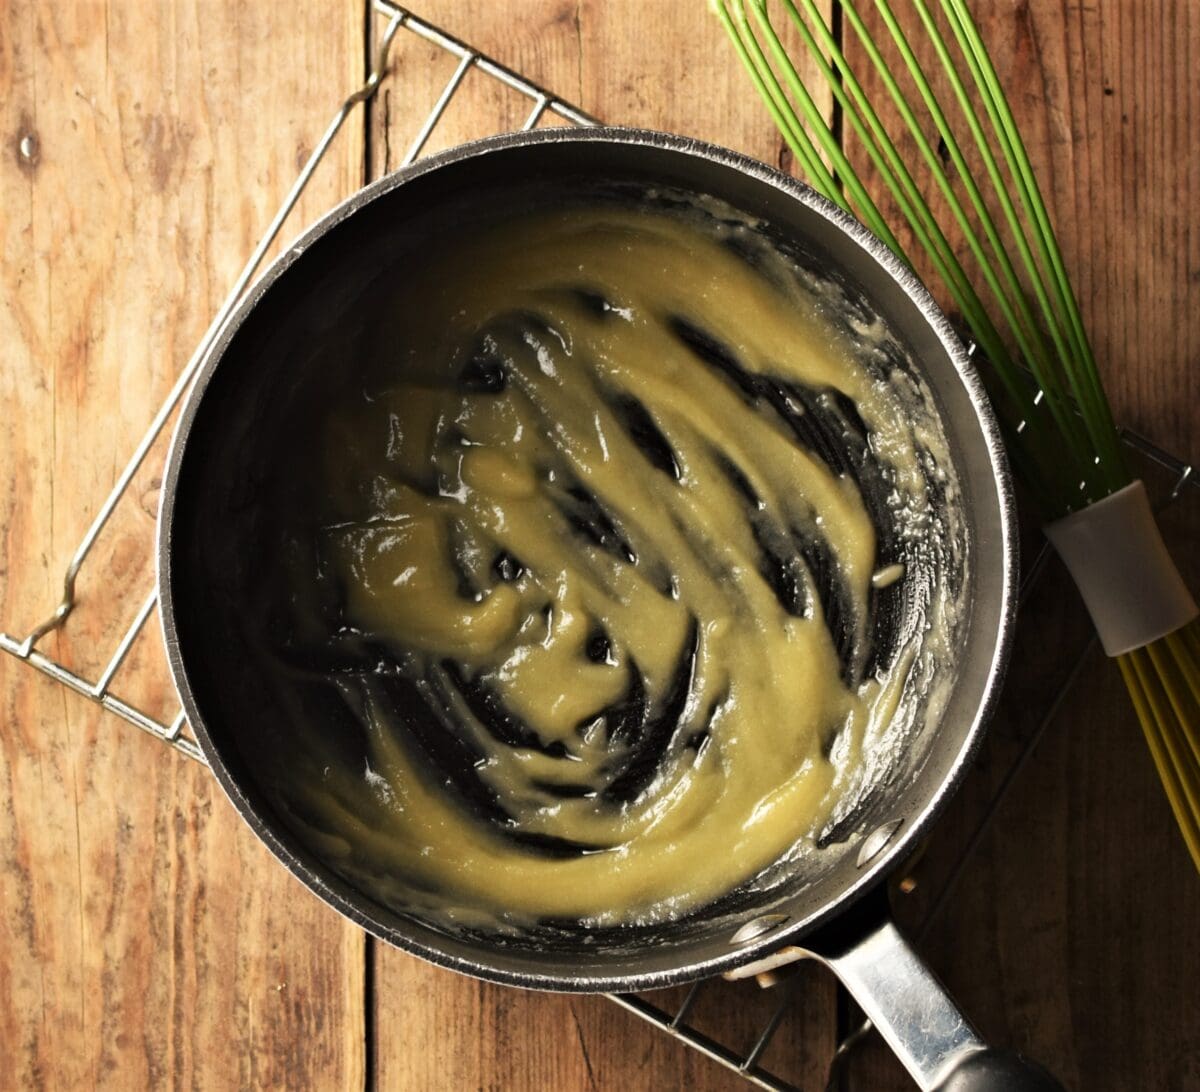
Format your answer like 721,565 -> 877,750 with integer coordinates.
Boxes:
803,913 -> 1062,1090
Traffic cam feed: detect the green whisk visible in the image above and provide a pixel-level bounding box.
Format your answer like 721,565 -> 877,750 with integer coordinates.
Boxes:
714,0 -> 1200,868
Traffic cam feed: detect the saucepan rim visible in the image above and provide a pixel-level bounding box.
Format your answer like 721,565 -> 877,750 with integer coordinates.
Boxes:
157,125 -> 1017,992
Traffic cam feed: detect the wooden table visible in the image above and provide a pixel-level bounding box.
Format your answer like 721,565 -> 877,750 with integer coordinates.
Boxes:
2,2 -> 1198,1088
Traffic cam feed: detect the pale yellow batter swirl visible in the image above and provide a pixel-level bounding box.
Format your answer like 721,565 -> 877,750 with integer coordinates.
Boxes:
270,199 -> 953,929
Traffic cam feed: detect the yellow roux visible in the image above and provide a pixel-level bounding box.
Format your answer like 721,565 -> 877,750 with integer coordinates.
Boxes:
275,200 -> 955,929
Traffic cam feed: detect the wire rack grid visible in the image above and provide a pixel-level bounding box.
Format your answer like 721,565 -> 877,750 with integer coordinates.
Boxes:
2,4 -> 1197,1090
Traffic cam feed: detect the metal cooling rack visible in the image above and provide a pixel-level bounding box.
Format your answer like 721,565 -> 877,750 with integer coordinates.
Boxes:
2,4 -> 1196,1089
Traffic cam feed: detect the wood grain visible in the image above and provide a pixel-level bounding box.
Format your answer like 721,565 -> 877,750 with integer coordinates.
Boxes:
0,2 -> 367,1088
2,1 -> 1199,1090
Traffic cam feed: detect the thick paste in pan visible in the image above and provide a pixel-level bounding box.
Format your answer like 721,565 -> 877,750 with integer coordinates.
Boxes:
268,200 -> 958,929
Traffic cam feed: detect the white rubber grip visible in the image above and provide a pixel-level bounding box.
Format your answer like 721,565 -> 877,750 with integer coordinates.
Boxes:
1044,480 -> 1198,656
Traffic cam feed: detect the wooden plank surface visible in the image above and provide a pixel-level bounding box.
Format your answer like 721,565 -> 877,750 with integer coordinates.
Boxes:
0,2 -> 368,1089
1,2 -> 1198,1090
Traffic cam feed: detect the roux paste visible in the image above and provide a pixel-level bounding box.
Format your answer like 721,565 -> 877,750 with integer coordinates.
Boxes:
265,198 -> 959,929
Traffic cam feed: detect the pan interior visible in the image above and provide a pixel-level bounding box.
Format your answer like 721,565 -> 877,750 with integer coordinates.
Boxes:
164,134 -> 1007,988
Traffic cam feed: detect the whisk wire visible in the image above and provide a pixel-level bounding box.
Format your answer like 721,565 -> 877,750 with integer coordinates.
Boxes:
940,0 -> 1125,476
1157,633 -> 1200,771
1122,648 -> 1200,868
780,0 -> 1030,425
750,5 -> 902,245
721,4 -> 846,201
867,0 -> 1096,475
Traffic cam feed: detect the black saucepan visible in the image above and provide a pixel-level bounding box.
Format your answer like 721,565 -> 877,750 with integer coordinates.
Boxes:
159,128 -> 1059,1090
